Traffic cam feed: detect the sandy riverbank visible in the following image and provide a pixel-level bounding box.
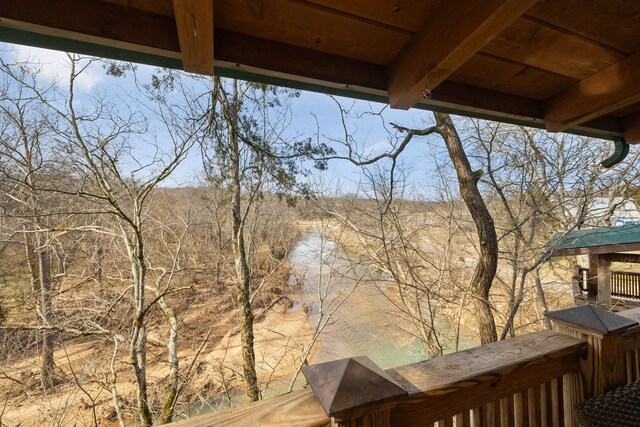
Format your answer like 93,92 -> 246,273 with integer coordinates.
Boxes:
0,276 -> 314,426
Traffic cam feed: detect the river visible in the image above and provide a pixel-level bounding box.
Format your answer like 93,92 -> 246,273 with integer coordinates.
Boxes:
287,230 -> 426,369
186,228 -> 464,416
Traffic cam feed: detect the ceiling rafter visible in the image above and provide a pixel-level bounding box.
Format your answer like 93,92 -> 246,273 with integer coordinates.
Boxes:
385,0 -> 537,110
544,51 -> 640,133
172,0 -> 214,75
623,111 -> 640,144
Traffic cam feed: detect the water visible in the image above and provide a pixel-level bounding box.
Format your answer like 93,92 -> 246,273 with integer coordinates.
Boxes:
287,230 -> 426,369
184,227 -> 469,419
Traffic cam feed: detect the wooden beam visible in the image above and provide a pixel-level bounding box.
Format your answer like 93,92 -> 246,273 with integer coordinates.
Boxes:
172,0 -> 214,74
386,0 -> 537,110
0,0 -> 179,51
544,51 -> 640,132
215,30 -> 388,91
598,256 -> 612,306
0,0 -> 627,140
623,112 -> 640,144
602,253 -> 640,264
588,254 -> 599,297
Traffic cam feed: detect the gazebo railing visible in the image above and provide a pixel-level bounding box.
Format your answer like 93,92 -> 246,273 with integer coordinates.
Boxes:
611,270 -> 640,300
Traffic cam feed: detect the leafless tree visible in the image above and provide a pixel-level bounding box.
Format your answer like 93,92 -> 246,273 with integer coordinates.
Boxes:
0,54 -> 202,425
198,77 -> 331,402
465,121 -> 640,338
0,59 -> 69,391
316,103 -> 499,344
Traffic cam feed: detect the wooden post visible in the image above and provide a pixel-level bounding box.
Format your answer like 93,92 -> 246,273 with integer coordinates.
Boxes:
587,255 -> 599,298
302,356 -> 407,426
597,256 -> 612,307
571,265 -> 583,297
547,306 -> 637,397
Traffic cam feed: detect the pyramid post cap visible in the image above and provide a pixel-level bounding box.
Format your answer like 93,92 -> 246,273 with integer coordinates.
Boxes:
545,305 -> 638,334
302,356 -> 408,417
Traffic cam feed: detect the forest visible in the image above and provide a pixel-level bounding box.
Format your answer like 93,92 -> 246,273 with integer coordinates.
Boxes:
1,51 -> 640,426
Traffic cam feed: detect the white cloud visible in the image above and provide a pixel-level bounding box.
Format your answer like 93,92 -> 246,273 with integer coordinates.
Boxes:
11,44 -> 104,92
362,140 -> 391,156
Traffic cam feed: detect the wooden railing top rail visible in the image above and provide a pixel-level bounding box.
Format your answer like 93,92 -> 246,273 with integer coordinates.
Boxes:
169,388 -> 329,427
169,330 -> 585,426
390,330 -> 583,396
387,330 -> 585,426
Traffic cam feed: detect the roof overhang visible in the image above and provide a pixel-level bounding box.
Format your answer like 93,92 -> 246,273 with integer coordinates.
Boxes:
550,226 -> 640,257
1,0 -> 638,142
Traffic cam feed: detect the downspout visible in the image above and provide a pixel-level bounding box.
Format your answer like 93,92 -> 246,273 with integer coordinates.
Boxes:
601,137 -> 629,168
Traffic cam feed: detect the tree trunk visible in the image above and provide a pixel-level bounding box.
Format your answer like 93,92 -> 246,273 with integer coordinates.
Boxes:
234,225 -> 260,401
434,112 -> 498,344
229,81 -> 260,402
37,233 -> 55,391
128,233 -> 153,427
534,271 -> 552,330
23,228 -> 38,294
158,296 -> 179,424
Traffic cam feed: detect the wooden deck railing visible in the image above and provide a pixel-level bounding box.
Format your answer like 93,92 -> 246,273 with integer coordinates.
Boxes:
169,306 -> 640,427
573,267 -> 640,301
611,270 -> 640,300
378,331 -> 584,427
619,307 -> 640,385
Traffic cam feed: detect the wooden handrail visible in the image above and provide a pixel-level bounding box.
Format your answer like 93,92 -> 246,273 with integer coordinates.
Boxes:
169,388 -> 330,427
166,306 -> 640,427
169,330 -> 585,427
386,330 -> 585,426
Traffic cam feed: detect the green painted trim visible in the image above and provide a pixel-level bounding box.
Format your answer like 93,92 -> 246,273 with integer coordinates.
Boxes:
0,27 -> 617,141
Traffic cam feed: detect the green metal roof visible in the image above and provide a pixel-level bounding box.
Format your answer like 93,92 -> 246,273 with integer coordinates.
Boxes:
550,225 -> 640,257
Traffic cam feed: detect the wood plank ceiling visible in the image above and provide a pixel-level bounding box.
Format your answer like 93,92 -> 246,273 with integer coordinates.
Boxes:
0,0 -> 639,143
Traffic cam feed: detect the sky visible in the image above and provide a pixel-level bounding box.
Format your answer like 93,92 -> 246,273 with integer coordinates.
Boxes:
0,42 -> 463,197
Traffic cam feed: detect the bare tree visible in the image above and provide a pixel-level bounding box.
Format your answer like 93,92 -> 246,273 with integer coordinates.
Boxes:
198,77 -> 331,402
0,55 -> 201,425
320,106 -> 499,345
432,112 -> 498,344
287,219 -> 360,390
466,121 -> 640,337
0,60 -> 66,390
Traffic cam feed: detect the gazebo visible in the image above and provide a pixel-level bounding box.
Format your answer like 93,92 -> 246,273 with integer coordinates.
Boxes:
550,225 -> 640,307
